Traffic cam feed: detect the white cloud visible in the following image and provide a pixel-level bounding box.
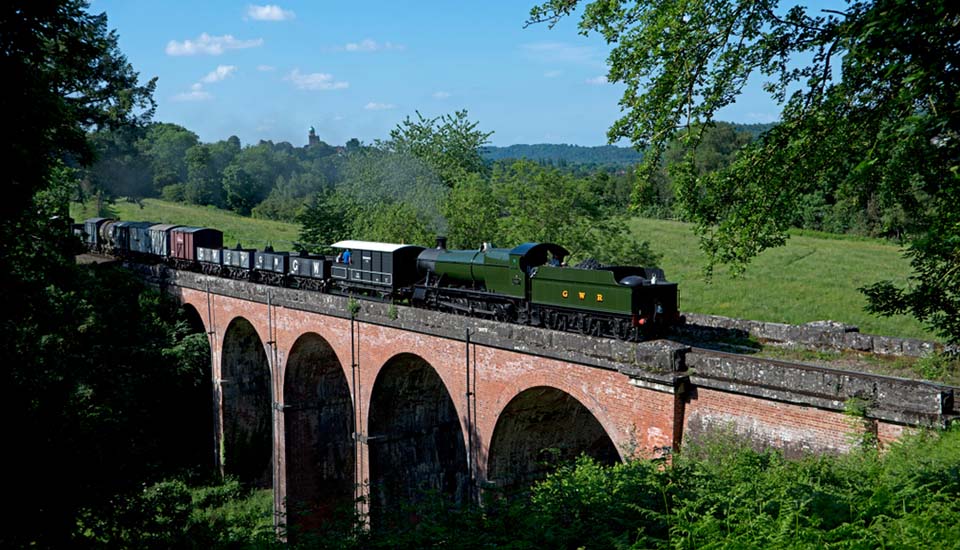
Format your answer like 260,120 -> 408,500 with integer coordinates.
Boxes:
364,102 -> 396,111
432,91 -> 451,99
172,88 -> 212,102
166,33 -> 263,56
257,64 -> 275,72
522,42 -> 597,64
585,75 -> 609,85
344,39 -> 404,52
246,4 -> 295,21
544,70 -> 563,78
201,65 -> 237,83
286,69 -> 349,91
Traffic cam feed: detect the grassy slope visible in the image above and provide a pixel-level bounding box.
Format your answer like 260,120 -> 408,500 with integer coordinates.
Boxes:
72,198 -> 934,340
631,218 -> 932,340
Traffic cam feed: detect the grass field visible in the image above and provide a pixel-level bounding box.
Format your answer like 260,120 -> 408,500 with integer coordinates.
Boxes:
72,198 -> 936,341
630,218 -> 931,340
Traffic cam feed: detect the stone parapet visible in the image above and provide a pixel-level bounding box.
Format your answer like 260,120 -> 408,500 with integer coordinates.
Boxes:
687,348 -> 954,427
680,312 -> 940,357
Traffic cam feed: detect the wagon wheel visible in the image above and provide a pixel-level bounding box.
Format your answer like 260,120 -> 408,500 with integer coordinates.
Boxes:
517,306 -> 529,325
498,303 -> 516,323
579,315 -> 592,336
551,312 -> 566,331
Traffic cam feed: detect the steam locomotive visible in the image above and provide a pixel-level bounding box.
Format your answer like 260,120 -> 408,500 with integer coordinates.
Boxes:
77,217 -> 682,340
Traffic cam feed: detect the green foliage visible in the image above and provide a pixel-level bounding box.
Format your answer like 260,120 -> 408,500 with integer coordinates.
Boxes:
222,164 -> 260,215
223,427 -> 960,549
1,2 -> 166,545
336,148 -> 449,230
297,189 -> 363,252
479,160 -> 659,265
531,0 -> 960,340
160,181 -> 186,202
357,201 -> 433,246
138,122 -> 199,191
443,172 -> 501,249
252,172 -> 326,222
4,258 -> 213,547
298,148 -> 448,250
383,109 -> 493,187
530,0 -> 960,343
910,352 -> 960,382
87,125 -> 154,200
78,478 -> 277,549
0,0 -> 155,228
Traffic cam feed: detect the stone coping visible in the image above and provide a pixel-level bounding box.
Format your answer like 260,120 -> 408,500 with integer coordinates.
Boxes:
680,312 -> 942,357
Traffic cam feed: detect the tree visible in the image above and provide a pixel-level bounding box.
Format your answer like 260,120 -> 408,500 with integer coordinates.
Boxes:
297,189 -> 363,252
222,164 -> 260,214
384,110 -> 493,187
87,125 -> 154,200
486,160 -> 659,266
530,0 -> 960,342
252,172 -> 326,222
0,1 -> 167,545
444,172 -> 501,249
137,122 -> 199,192
357,201 -> 434,246
183,144 -> 223,206
221,141 -> 298,214
1,0 -> 155,227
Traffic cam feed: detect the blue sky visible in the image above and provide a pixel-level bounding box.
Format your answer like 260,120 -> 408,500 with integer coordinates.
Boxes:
93,1 -> 785,147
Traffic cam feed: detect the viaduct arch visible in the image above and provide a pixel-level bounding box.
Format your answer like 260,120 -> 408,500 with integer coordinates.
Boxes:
183,282 -> 662,533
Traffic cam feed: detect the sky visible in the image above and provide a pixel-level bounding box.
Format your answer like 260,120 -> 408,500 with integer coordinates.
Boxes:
92,1 -> 787,148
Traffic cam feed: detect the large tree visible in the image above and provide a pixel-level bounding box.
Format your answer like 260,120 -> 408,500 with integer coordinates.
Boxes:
530,0 -> 960,342
0,1 -> 177,546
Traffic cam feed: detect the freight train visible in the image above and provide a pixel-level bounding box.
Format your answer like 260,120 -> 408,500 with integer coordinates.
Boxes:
76,217 -> 682,340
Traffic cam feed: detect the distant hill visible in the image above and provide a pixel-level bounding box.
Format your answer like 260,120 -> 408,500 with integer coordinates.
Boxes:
483,122 -> 777,167
481,144 -> 642,168
730,122 -> 777,139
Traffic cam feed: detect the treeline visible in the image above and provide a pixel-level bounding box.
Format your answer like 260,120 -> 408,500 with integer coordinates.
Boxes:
477,121 -> 773,169
84,122 -> 352,220
87,116 -> 916,248
84,111 -> 659,266
480,143 -> 643,168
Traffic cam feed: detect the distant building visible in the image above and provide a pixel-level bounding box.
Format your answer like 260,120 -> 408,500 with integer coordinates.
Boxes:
308,126 -> 320,147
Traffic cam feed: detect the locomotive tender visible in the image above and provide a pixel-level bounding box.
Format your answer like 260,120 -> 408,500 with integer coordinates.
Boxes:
77,218 -> 682,340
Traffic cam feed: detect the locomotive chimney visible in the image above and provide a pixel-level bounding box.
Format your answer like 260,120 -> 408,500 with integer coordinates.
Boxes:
435,236 -> 448,249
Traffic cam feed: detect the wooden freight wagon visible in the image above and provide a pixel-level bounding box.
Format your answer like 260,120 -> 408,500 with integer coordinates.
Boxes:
170,226 -> 224,268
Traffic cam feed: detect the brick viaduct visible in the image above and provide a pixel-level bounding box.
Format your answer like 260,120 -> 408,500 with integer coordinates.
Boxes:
137,266 -> 955,532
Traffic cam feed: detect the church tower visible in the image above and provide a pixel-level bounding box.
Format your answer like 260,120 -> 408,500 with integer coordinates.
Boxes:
308,126 -> 320,147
